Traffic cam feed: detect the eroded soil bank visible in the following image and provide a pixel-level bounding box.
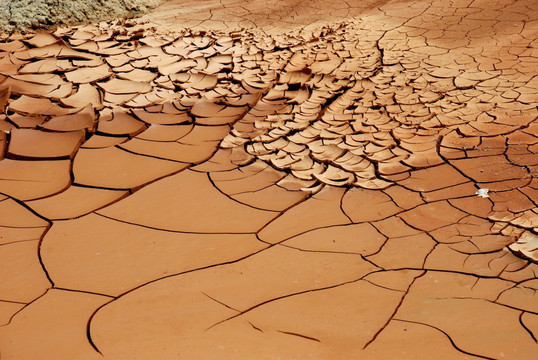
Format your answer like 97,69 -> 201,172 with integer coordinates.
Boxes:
0,0 -> 163,33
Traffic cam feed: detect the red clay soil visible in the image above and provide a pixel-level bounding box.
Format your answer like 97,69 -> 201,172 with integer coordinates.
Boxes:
0,0 -> 537,359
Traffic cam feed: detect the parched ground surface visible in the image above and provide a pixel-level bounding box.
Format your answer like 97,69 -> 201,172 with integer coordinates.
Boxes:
0,0 -> 537,359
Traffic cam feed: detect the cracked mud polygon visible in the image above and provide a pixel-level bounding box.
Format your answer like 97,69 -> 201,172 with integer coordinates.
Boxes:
0,0 -> 537,359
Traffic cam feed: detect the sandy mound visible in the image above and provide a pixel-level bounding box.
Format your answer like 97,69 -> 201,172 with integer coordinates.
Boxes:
0,0 -> 163,33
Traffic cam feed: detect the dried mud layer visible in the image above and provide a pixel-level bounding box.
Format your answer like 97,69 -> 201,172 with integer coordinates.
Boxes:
0,0 -> 538,359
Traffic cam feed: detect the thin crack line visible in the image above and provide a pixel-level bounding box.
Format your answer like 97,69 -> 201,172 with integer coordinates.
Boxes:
519,311 -> 538,343
205,275 -> 373,331
362,270 -> 426,349
393,318 -> 496,360
206,172 -> 281,213
94,212 -> 256,235
201,291 -> 240,312
84,244 -> 272,353
277,330 -> 321,343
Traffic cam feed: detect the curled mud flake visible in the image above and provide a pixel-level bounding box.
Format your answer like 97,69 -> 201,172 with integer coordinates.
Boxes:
97,77 -> 152,95
7,128 -> 84,159
0,86 -> 11,112
8,95 -> 77,116
60,83 -> 103,109
42,105 -> 96,132
64,63 -> 112,83
2,73 -> 72,98
132,108 -> 192,125
509,232 -> 538,263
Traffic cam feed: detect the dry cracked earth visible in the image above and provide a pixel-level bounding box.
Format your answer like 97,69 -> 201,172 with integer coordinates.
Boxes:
0,0 -> 538,359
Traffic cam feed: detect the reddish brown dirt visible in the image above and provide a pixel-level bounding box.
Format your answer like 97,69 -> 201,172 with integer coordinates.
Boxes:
0,0 -> 537,359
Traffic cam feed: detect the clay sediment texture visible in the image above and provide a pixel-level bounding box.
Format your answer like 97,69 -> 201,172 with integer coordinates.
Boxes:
0,0 -> 537,359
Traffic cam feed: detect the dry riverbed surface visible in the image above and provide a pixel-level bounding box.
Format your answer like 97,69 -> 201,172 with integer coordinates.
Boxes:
0,0 -> 537,359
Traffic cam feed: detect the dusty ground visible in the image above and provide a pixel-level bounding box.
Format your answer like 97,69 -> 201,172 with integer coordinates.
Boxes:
0,0 -> 163,33
0,0 -> 537,359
